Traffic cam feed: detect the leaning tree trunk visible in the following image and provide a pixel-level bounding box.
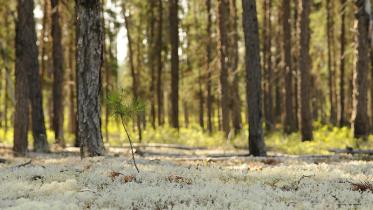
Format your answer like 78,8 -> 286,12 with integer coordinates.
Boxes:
352,0 -> 370,138
242,0 -> 266,156
76,0 -> 105,157
217,0 -> 231,137
51,0 -> 65,146
298,0 -> 313,141
283,0 -> 296,134
169,0 -> 180,129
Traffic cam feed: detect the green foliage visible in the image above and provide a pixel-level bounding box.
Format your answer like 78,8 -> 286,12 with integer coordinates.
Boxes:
106,90 -> 145,121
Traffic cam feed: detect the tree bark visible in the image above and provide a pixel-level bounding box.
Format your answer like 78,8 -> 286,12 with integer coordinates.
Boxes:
217,0 -> 231,137
298,0 -> 313,141
262,0 -> 274,131
156,0 -> 164,126
229,0 -> 242,134
149,0 -> 157,129
326,0 -> 337,125
283,0 -> 296,134
338,0 -> 347,127
169,0 -> 180,129
352,0 -> 370,138
206,0 -> 213,134
14,0 -> 31,155
51,0 -> 65,146
76,0 -> 105,157
27,1 -> 49,152
242,0 -> 266,156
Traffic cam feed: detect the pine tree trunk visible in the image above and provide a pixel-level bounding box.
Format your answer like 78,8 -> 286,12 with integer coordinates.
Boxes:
14,0 -> 30,155
326,0 -> 337,125
352,0 -> 370,138
283,0 -> 296,134
262,0 -> 274,131
156,0 -> 164,126
338,0 -> 347,127
242,0 -> 266,156
122,3 -> 142,142
298,0 -> 313,141
51,0 -> 65,146
206,0 -> 213,134
217,0 -> 231,137
229,0 -> 242,134
76,0 -> 105,157
27,1 -> 49,152
169,0 -> 180,129
149,0 -> 157,129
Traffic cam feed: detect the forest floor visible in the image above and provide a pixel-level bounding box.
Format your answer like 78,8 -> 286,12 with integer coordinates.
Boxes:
1,146 -> 373,210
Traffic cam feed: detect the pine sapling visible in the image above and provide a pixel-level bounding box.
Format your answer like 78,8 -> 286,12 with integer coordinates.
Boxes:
107,91 -> 145,173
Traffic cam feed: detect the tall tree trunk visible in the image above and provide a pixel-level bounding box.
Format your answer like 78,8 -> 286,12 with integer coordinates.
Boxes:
14,0 -> 30,155
262,0 -> 274,131
149,0 -> 156,129
242,0 -> 266,156
229,0 -> 242,134
293,0 -> 300,130
122,3 -> 142,142
217,0 -> 231,137
15,0 -> 49,155
51,0 -> 65,146
338,0 -> 347,127
169,0 -> 179,129
283,0 -> 296,133
326,0 -> 337,125
27,1 -> 49,152
206,0 -> 213,134
352,0 -> 370,138
76,0 -> 105,157
156,0 -> 164,126
298,0 -> 313,141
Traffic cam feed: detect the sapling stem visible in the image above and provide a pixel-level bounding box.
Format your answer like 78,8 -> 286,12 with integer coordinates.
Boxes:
120,115 -> 140,173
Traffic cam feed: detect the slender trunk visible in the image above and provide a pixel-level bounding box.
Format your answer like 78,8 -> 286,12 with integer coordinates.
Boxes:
298,0 -> 313,141
326,0 -> 337,125
149,1 -> 156,129
230,0 -> 242,134
352,0 -> 370,138
169,0 -> 179,129
51,0 -> 65,146
206,0 -> 213,134
217,0 -> 231,137
293,0 -> 300,131
242,0 -> 266,156
283,0 -> 296,133
262,0 -> 274,131
24,0 -> 49,152
122,3 -> 142,142
76,0 -> 105,157
338,0 -> 347,127
156,0 -> 164,126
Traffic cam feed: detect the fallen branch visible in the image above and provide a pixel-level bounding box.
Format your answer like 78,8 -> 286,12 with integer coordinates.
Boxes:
13,159 -> 32,168
121,143 -> 207,150
329,149 -> 373,155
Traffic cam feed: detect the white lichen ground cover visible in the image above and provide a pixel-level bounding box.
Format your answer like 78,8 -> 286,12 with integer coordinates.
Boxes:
0,153 -> 373,210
